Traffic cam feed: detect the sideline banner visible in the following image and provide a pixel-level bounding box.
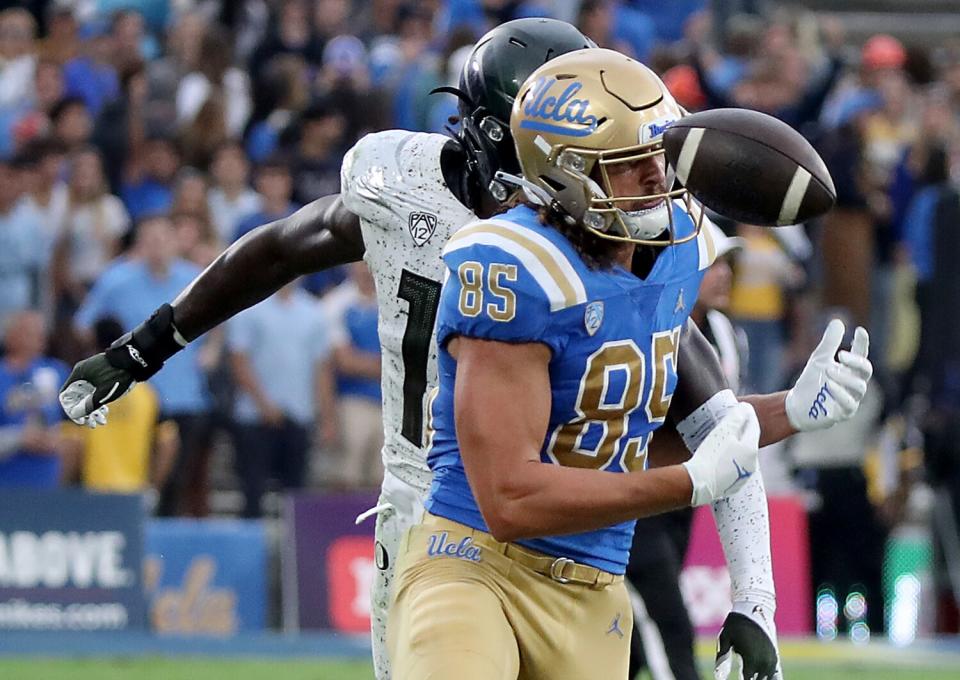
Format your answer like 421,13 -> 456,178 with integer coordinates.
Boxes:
0,489 -> 146,631
682,495 -> 812,635
144,519 -> 268,635
283,492 -> 378,632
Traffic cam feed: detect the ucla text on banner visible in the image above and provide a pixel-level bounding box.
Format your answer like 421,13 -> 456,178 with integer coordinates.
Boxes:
283,492 -> 378,632
145,519 -> 268,635
0,489 -> 146,631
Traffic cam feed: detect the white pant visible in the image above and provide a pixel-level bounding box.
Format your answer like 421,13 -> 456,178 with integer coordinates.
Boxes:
365,467 -> 428,680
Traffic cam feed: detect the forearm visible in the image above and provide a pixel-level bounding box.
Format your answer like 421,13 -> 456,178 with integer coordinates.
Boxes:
173,224 -> 300,340
647,425 -> 693,468
712,471 -> 775,608
487,462 -> 693,541
740,391 -> 794,447
673,319 -> 796,447
671,389 -> 777,608
173,197 -> 363,341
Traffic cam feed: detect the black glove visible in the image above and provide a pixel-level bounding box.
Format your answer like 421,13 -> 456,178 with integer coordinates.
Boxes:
715,606 -> 782,680
59,304 -> 187,427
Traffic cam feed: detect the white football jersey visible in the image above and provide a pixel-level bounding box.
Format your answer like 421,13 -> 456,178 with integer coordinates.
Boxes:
340,130 -> 476,488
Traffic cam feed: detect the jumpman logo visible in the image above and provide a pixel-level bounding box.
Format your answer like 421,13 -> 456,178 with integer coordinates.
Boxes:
606,613 -> 624,639
723,459 -> 753,494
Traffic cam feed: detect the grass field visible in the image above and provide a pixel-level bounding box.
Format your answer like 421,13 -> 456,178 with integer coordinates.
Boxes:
0,646 -> 957,680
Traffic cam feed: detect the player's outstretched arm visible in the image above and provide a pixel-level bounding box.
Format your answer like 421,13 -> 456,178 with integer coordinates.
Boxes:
174,195 -> 364,340
738,319 -> 871,443
669,318 -> 872,448
59,195 -> 364,427
668,319 -> 789,448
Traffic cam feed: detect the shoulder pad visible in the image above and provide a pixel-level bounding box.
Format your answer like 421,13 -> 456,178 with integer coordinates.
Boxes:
341,131 -> 450,223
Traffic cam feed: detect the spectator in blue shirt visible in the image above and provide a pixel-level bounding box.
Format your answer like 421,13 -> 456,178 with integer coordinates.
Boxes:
226,281 -> 337,517
0,310 -> 68,488
290,100 -> 347,205
232,155 -> 299,242
74,214 -> 214,516
0,159 -> 46,332
62,18 -> 119,118
121,135 -> 179,221
324,262 -> 382,488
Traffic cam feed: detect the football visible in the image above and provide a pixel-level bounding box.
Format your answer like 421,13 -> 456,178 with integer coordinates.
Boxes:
662,108 -> 836,226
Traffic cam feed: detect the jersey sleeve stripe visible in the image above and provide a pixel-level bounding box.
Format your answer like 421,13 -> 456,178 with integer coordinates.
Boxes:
445,222 -> 588,311
484,219 -> 586,298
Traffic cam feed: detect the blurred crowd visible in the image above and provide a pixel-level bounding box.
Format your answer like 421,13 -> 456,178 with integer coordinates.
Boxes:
0,0 -> 957,635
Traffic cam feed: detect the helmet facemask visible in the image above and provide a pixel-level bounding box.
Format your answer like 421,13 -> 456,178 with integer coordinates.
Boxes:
557,142 -> 695,245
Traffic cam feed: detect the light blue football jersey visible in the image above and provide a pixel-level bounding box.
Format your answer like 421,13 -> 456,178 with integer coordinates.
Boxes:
425,203 -> 715,573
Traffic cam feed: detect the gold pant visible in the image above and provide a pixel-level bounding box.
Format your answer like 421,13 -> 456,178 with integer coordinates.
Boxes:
387,513 -> 632,680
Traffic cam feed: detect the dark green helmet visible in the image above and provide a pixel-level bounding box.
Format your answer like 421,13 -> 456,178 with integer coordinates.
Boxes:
440,18 -> 595,205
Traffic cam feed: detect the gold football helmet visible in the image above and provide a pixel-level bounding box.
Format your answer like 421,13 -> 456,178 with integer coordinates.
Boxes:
508,48 -> 698,245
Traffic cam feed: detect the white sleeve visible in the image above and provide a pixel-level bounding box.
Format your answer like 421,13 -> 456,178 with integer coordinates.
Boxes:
712,471 -> 776,610
677,390 -> 776,611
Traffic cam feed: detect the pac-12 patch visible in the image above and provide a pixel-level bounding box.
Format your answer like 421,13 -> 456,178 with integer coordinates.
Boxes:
408,211 -> 438,247
584,301 -> 604,336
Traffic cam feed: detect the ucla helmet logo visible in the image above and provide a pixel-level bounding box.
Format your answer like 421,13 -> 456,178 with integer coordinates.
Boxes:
519,77 -> 599,137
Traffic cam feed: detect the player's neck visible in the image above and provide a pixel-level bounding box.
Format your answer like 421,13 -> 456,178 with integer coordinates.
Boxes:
630,244 -> 664,280
613,243 -> 635,270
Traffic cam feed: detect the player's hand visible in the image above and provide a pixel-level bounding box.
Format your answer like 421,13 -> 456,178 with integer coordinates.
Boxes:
60,306 -> 187,428
682,402 -> 761,506
59,353 -> 136,428
715,601 -> 782,680
785,320 -> 872,432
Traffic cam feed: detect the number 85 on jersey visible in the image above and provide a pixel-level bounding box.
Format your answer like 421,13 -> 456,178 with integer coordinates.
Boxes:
442,256 -> 682,475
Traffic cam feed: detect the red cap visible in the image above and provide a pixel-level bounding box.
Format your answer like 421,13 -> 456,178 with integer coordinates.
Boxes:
663,64 -> 706,111
862,34 -> 906,70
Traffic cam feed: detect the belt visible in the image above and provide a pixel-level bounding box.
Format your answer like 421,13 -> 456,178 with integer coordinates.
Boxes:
418,514 -> 621,589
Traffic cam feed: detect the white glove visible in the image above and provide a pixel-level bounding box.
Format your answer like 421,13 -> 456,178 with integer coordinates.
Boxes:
785,319 -> 872,432
715,601 -> 782,680
682,402 -> 761,506
59,380 -> 112,429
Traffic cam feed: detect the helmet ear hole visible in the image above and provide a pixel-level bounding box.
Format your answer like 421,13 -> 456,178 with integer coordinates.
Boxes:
540,175 -> 565,192
479,116 -> 505,142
